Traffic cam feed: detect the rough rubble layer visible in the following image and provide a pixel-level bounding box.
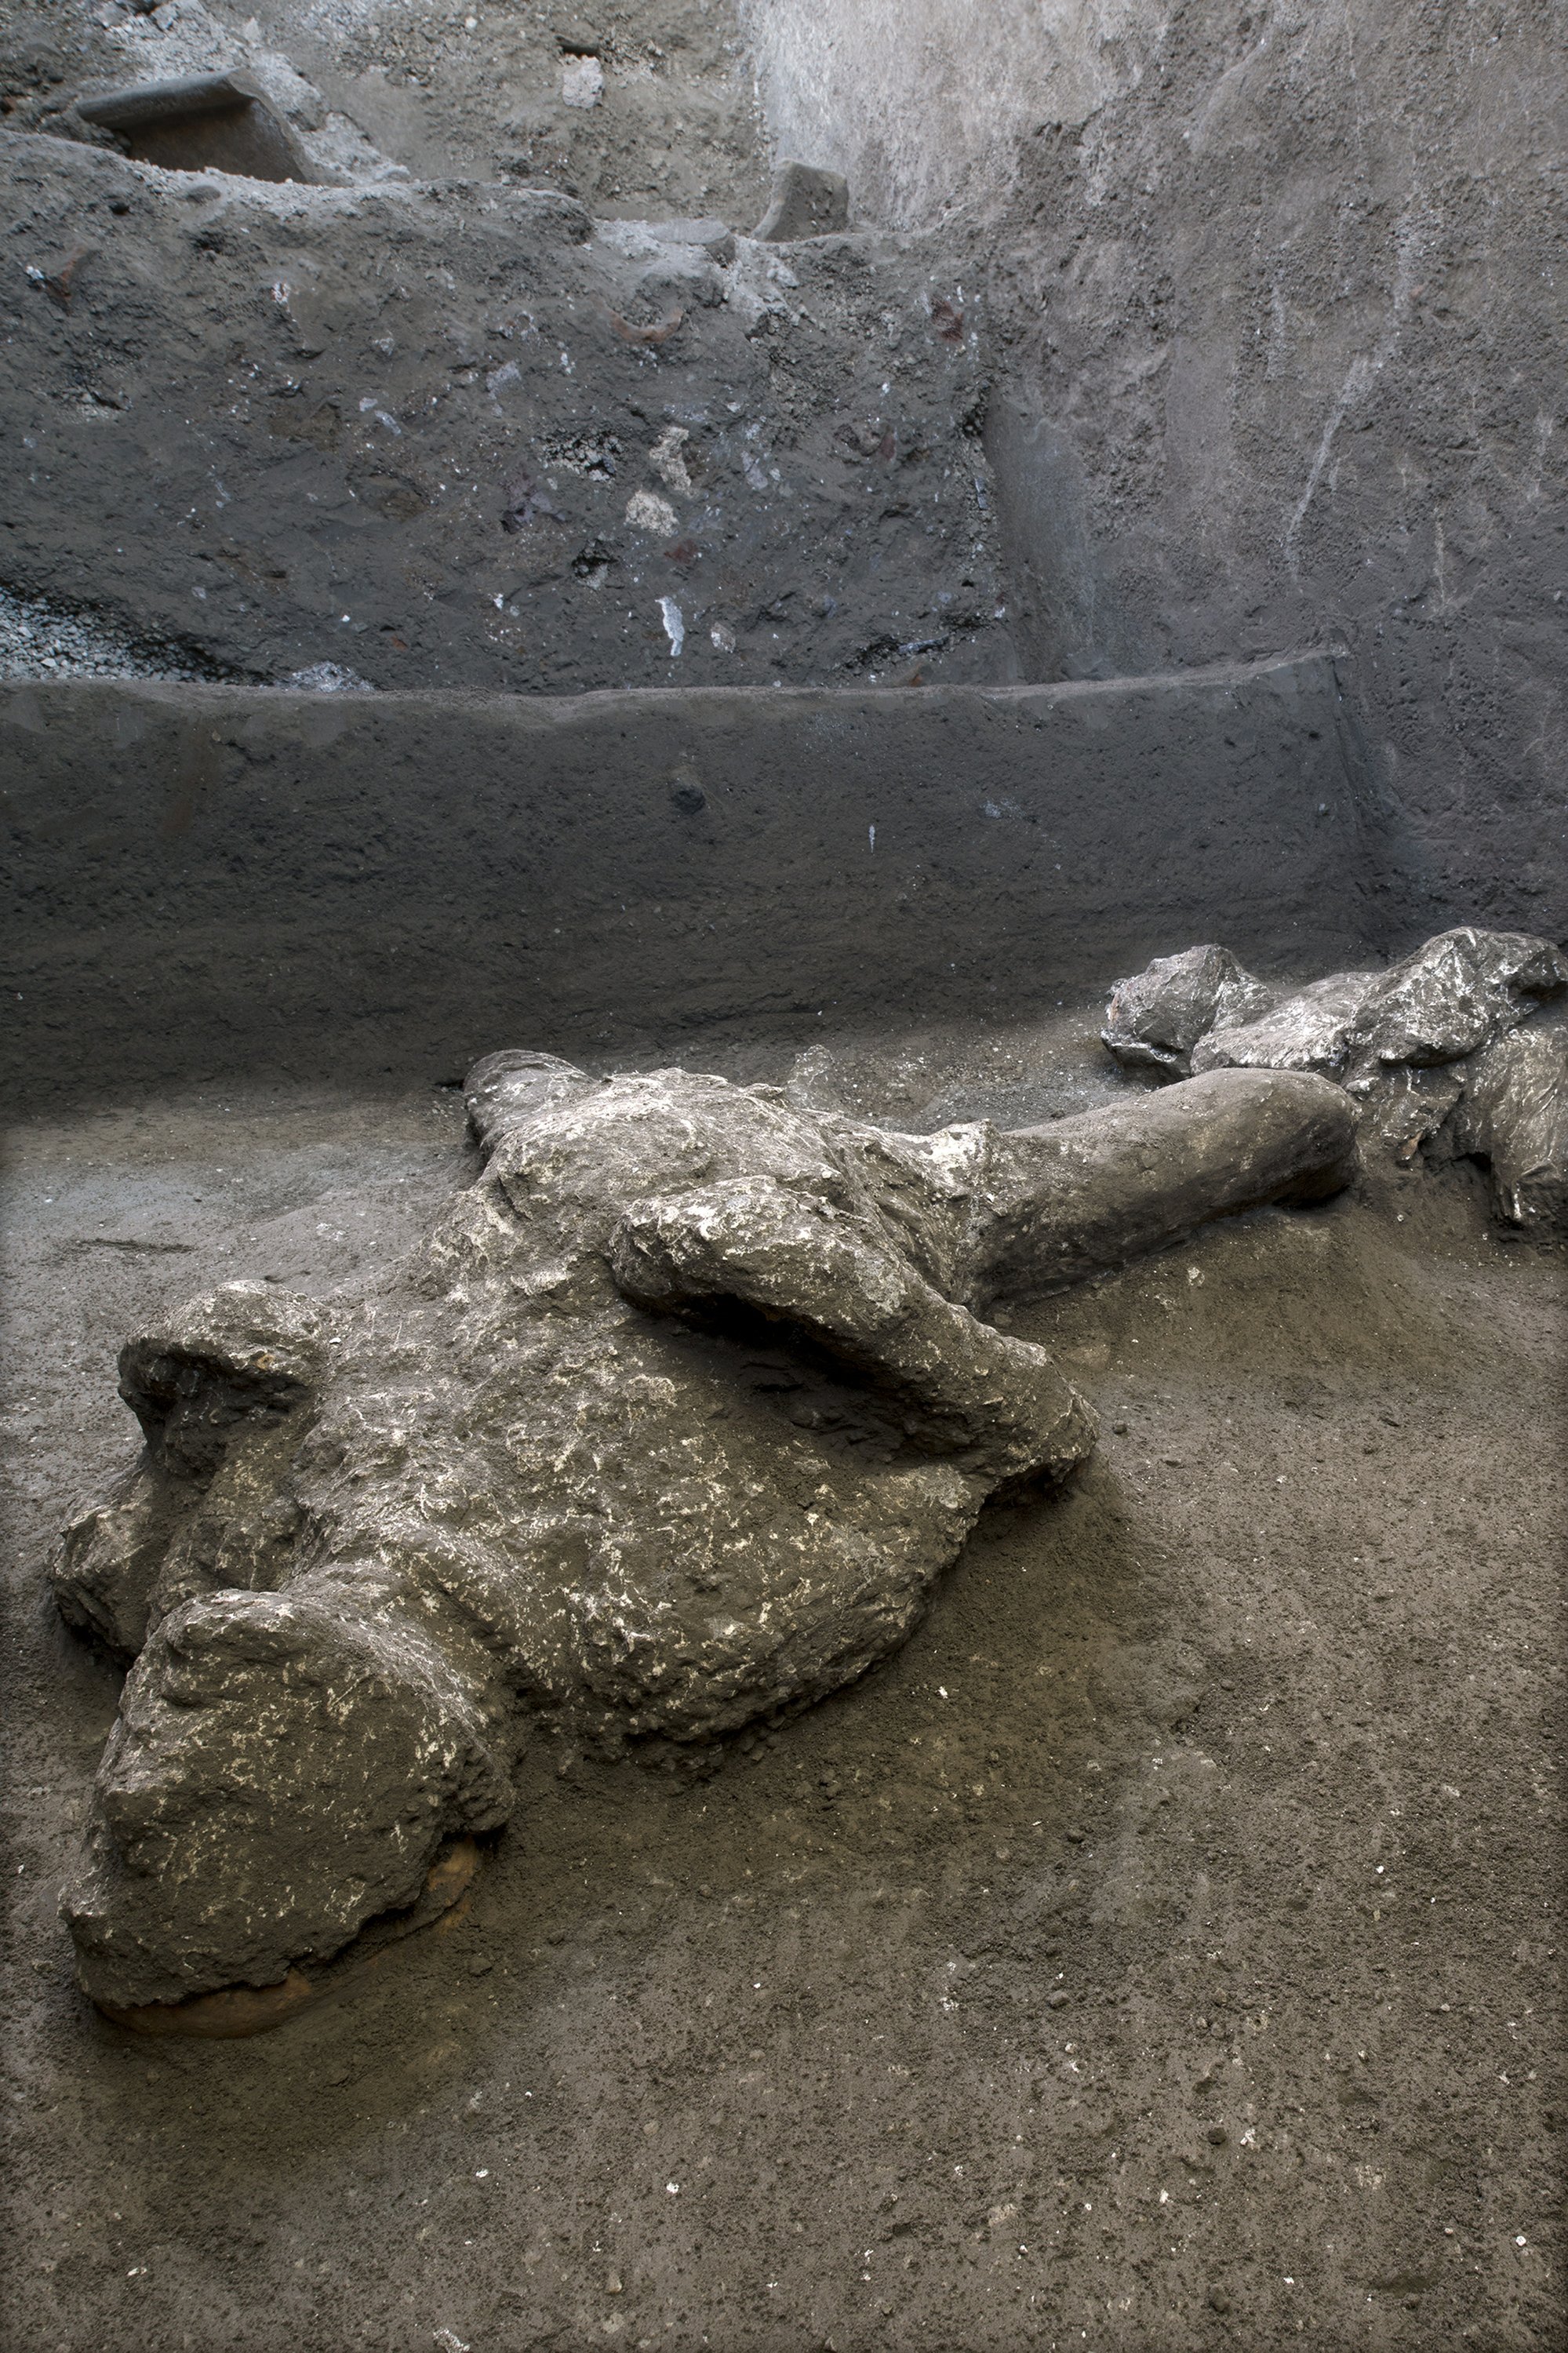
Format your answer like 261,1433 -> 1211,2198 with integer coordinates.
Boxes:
1,125 -> 1005,693
53,1056 -> 1354,2011
0,580 -> 234,683
1105,928 -> 1568,1227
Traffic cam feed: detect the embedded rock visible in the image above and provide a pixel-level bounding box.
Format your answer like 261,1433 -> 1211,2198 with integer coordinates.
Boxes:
1184,929 -> 1566,1086
1355,1065 -> 1468,1169
1108,928 -> 1568,1217
1191,970 -> 1378,1079
53,1055 -> 1355,2010
1340,927 -> 1568,1082
754,160 -> 849,240
75,71 -> 321,184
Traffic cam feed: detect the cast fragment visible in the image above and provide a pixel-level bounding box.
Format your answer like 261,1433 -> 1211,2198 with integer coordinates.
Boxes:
1103,927 -> 1568,1230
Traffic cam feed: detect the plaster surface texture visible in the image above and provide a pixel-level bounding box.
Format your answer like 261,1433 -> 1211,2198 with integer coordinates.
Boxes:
2,656 -> 1374,1101
51,1049 -> 1355,2010
748,0 -> 1567,941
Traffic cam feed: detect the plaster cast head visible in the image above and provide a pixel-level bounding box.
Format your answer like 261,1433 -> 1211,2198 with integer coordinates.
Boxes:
62,1573 -> 511,2013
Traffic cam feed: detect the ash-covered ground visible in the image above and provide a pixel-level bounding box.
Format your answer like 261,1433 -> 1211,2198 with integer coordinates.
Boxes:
2,1005 -> 1562,2351
2,4 -> 1563,2345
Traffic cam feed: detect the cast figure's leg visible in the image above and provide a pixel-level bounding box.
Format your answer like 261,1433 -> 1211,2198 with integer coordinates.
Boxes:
962,1068 -> 1357,1302
63,1565 -> 513,2012
50,1282 -> 329,1659
53,1282 -> 514,2014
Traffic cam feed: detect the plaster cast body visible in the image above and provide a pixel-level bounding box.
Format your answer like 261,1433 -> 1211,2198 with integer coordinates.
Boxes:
54,1056 -> 1354,2010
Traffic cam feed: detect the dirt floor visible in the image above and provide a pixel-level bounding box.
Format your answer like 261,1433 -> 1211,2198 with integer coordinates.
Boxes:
1,1006 -> 1563,2351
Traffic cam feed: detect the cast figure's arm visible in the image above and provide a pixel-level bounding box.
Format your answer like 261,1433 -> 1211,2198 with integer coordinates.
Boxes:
609,1172 -> 1094,1486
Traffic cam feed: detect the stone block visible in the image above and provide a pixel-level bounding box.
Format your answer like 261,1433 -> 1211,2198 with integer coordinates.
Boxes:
753,160 -> 849,240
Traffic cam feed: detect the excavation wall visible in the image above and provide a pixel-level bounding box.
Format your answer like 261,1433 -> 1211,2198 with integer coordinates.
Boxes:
2,652 -> 1374,1100
0,0 -> 769,219
0,129 -> 1002,696
749,0 -> 1568,941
